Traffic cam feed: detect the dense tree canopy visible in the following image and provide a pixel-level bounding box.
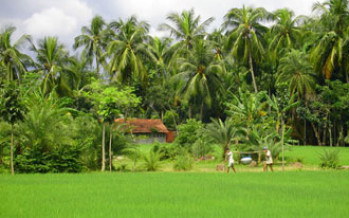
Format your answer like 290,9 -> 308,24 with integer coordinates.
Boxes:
1,1 -> 349,173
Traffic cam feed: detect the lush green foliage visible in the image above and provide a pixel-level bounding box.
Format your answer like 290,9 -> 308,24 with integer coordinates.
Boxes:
142,149 -> 163,171
173,149 -> 194,171
175,119 -> 203,148
1,0 -> 349,173
319,149 -> 340,168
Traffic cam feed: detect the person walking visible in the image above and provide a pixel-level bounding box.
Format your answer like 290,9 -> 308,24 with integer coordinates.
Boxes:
225,148 -> 236,173
263,147 -> 273,172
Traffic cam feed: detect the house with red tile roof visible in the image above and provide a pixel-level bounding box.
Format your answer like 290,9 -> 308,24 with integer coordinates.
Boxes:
114,118 -> 174,143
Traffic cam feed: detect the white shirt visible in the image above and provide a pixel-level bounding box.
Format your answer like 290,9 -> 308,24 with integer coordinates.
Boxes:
227,151 -> 234,163
265,150 -> 273,164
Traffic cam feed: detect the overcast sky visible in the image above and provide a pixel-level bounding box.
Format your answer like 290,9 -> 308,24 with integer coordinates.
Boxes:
0,0 -> 324,50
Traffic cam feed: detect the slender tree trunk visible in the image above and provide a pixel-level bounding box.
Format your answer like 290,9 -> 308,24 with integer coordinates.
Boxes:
323,125 -> 327,146
10,124 -> 14,175
200,101 -> 204,122
329,127 -> 333,147
281,119 -> 285,171
311,122 -> 322,146
303,119 -> 307,145
109,125 -> 113,172
333,119 -> 336,146
338,126 -> 344,146
248,41 -> 258,93
96,56 -> 100,77
101,124 -> 106,172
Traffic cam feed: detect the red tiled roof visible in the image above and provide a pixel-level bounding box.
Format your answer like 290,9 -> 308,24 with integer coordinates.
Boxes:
114,118 -> 169,134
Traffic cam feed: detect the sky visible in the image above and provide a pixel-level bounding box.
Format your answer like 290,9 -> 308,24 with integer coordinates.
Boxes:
0,0 -> 325,49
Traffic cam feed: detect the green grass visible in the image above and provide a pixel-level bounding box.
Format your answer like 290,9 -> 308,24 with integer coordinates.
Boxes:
284,146 -> 349,166
1,172 -> 349,218
114,145 -> 349,172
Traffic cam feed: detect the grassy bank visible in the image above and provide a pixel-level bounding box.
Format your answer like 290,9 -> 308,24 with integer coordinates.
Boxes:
113,145 -> 349,172
1,172 -> 348,218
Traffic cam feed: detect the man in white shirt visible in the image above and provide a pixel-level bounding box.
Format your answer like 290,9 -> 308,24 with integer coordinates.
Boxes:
225,148 -> 236,173
263,147 -> 273,172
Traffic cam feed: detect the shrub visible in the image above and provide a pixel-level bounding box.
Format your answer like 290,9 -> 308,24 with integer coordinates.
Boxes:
319,149 -> 339,169
15,145 -> 84,173
175,119 -> 203,148
152,143 -> 172,160
143,149 -> 163,171
192,129 -> 213,159
173,150 -> 194,171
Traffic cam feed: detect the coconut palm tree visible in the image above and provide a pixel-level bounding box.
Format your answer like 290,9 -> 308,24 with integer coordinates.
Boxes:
175,39 -> 223,121
160,9 -> 213,51
269,9 -> 303,61
224,6 -> 269,93
107,16 -> 149,85
207,29 -> 228,62
65,54 -> 96,91
74,15 -> 108,76
31,37 -> 71,96
146,36 -> 175,81
310,0 -> 349,81
277,49 -> 316,98
0,27 -> 33,84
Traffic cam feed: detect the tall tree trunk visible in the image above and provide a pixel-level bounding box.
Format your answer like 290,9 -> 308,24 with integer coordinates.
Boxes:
10,124 -> 14,175
101,124 -> 105,172
281,119 -> 285,171
303,119 -> 307,145
200,101 -> 204,122
248,41 -> 258,93
329,127 -> 333,147
333,119 -> 336,146
311,122 -> 322,146
96,56 -> 100,78
109,125 -> 113,172
323,125 -> 327,146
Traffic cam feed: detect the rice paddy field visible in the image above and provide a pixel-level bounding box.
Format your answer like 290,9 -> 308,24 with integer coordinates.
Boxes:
1,146 -> 349,218
1,171 -> 349,218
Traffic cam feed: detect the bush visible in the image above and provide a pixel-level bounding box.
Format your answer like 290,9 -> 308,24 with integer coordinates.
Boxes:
15,145 -> 84,173
143,149 -> 163,171
319,149 -> 339,169
152,143 -> 172,160
173,150 -> 194,171
175,119 -> 203,148
192,130 -> 213,159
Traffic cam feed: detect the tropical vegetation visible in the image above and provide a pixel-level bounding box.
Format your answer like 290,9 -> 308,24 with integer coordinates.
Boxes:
1,0 -> 349,173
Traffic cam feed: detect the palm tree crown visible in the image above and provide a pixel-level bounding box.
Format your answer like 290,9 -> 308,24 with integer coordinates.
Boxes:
277,49 -> 316,98
160,9 -> 213,50
74,15 -> 108,76
107,16 -> 149,85
0,27 -> 32,84
224,5 -> 269,93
